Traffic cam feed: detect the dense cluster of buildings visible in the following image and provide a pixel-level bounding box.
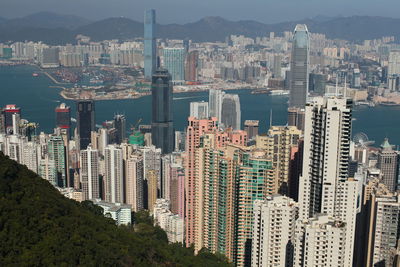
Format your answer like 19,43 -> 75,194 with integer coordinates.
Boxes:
2,8 -> 400,267
2,7 -> 400,102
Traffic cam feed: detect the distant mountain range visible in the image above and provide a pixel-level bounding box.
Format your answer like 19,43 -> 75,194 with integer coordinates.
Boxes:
1,12 -> 400,44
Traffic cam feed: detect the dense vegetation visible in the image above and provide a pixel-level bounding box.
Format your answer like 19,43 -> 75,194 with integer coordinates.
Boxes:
0,152 -> 230,266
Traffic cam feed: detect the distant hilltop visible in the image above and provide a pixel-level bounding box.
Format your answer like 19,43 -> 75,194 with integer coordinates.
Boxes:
1,12 -> 400,44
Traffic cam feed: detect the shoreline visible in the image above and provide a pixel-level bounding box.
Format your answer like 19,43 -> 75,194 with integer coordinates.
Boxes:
8,63 -> 400,106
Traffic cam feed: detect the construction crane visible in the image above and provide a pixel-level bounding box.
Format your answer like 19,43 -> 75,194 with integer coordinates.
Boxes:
130,118 -> 142,132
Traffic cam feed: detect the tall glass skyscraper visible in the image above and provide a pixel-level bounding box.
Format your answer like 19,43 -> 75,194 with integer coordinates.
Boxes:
76,100 -> 95,150
289,24 -> 310,108
144,9 -> 156,79
151,68 -> 174,154
221,94 -> 241,130
163,47 -> 185,84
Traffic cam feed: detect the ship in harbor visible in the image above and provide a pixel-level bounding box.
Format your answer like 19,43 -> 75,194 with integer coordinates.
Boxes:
268,89 -> 290,96
32,73 -> 39,77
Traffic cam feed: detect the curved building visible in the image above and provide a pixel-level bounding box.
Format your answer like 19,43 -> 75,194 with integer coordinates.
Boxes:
221,94 -> 241,130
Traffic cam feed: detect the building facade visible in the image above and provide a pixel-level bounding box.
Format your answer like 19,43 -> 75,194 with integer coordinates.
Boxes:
144,9 -> 157,79
151,69 -> 174,154
289,24 -> 310,108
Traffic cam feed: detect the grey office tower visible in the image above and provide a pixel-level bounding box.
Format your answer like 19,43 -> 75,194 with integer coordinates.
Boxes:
77,100 -> 95,150
151,69 -> 174,154
289,24 -> 310,108
144,9 -> 157,80
113,114 -> 126,144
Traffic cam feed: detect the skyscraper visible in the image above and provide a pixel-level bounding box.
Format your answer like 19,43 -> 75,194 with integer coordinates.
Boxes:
189,101 -> 209,119
298,96 -> 352,220
185,117 -> 218,247
22,141 -> 39,173
104,144 -> 124,203
80,146 -> 100,200
144,9 -> 156,79
377,138 -> 398,192
194,142 -> 244,260
38,155 -> 57,186
113,114 -> 126,144
40,47 -> 60,68
388,50 -> 400,82
151,69 -> 174,154
48,135 -> 66,187
3,104 -> 21,134
76,100 -> 95,150
296,96 -> 359,267
256,126 -> 301,195
287,107 -> 305,131
147,169 -> 158,213
221,94 -> 241,130
294,215 -> 347,267
208,89 -> 224,120
236,150 -> 276,266
185,50 -> 198,82
251,196 -> 298,267
125,153 -> 144,212
244,120 -> 259,140
55,103 -> 71,138
273,54 -> 282,78
289,24 -> 310,108
163,47 -> 185,84
365,185 -> 400,266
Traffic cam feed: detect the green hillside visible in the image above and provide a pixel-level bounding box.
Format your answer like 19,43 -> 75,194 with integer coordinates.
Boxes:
0,152 -> 230,266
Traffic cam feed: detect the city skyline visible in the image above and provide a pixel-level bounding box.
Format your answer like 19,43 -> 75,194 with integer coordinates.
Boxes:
2,6 -> 400,266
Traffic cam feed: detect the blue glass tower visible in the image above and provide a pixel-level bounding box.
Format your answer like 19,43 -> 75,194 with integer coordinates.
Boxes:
144,9 -> 157,80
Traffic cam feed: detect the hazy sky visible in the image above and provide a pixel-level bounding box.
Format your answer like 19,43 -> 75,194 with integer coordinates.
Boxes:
1,0 -> 399,24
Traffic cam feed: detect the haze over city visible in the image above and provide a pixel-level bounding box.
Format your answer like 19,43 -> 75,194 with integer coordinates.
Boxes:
2,0 -> 400,23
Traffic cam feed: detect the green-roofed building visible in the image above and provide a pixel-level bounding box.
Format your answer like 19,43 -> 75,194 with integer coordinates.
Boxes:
129,131 -> 145,146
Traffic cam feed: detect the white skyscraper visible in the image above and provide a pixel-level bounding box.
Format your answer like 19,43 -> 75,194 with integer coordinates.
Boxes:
296,96 -> 359,266
299,96 -> 352,220
3,135 -> 24,163
80,146 -> 100,200
294,215 -> 347,267
22,141 -> 39,173
104,144 -> 124,203
251,195 -> 298,267
190,101 -> 209,119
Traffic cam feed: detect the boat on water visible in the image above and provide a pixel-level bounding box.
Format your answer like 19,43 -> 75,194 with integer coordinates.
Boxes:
269,89 -> 290,96
32,73 -> 39,77
355,101 -> 375,107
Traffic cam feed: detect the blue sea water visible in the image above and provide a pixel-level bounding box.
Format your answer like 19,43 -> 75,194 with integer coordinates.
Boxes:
0,65 -> 399,146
